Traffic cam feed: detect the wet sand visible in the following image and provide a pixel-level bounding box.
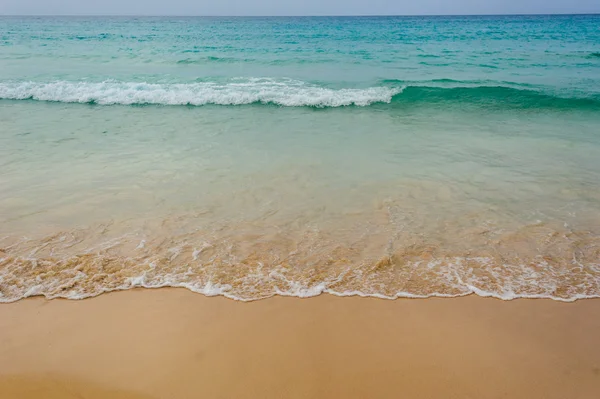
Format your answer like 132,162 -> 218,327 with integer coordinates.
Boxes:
1,290 -> 599,399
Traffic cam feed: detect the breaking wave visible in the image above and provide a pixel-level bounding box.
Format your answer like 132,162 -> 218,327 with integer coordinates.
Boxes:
1,78 -> 599,110
0,79 -> 401,107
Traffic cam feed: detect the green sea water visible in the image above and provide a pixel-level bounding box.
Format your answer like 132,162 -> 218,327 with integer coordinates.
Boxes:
1,15 -> 599,302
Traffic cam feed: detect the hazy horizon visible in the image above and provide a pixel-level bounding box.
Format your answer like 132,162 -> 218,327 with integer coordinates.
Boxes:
1,0 -> 599,17
1,12 -> 600,16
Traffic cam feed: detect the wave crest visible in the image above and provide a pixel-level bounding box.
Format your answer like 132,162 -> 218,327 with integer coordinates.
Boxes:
1,79 -> 598,110
0,79 -> 401,107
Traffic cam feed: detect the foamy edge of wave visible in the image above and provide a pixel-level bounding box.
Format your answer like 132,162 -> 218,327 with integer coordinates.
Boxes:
2,255 -> 598,304
4,283 -> 599,303
0,79 -> 402,107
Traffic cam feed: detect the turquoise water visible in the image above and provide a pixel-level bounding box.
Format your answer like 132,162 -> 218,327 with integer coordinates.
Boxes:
1,15 -> 600,302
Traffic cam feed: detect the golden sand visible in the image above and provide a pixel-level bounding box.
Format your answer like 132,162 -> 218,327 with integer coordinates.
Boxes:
1,290 -> 599,399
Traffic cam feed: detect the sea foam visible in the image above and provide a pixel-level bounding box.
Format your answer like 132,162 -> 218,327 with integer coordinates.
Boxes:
2,79 -> 598,110
0,79 -> 402,107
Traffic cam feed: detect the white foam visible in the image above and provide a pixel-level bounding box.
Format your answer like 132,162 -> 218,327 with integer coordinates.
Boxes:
0,79 -> 402,108
192,242 -> 213,260
1,253 -> 599,303
2,280 -> 599,304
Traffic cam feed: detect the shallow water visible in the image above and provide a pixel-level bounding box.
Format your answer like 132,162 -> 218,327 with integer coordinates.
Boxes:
1,15 -> 600,301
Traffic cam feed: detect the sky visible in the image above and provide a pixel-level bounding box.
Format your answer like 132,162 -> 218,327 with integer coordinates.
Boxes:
1,0 -> 599,16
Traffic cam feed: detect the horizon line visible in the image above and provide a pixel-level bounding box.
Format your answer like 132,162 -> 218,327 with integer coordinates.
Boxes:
1,12 -> 599,18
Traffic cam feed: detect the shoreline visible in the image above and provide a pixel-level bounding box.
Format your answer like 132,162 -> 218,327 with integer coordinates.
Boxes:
3,287 -> 600,304
1,289 -> 599,398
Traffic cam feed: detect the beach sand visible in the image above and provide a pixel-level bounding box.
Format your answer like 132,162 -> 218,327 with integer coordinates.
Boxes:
1,290 -> 599,399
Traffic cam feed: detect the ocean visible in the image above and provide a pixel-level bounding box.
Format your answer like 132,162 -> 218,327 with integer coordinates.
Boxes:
1,15 -> 599,302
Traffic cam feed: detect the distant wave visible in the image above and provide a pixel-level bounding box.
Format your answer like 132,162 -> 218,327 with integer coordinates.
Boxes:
176,56 -> 247,64
0,78 -> 598,110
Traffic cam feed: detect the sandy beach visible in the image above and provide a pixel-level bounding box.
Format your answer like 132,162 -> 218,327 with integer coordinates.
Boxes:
1,291 -> 599,399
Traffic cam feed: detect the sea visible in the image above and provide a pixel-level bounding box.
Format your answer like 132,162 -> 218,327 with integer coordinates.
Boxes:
1,15 -> 600,302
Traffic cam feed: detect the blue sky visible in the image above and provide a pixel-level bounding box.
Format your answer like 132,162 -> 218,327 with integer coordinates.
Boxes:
1,0 -> 599,16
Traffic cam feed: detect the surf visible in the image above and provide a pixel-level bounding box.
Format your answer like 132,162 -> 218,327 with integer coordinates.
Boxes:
1,79 -> 598,110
